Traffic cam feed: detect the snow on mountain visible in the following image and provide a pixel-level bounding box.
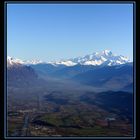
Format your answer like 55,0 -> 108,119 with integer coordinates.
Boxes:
49,60 -> 77,66
46,50 -> 131,66
7,56 -> 25,67
24,59 -> 45,65
7,50 -> 131,67
7,56 -> 46,67
68,50 -> 131,66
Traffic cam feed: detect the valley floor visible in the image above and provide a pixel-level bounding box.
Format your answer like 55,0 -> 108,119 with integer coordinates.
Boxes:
7,85 -> 133,137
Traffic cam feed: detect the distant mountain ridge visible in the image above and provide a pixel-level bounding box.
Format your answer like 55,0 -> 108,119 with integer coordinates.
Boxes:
7,50 -> 133,92
67,50 -> 131,66
7,50 -> 131,67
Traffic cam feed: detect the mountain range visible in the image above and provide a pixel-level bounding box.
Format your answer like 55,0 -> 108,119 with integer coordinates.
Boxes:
7,50 -> 133,92
7,50 -> 131,67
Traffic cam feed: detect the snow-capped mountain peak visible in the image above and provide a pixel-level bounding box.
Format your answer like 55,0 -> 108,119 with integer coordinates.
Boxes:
7,56 -> 25,67
7,50 -> 131,67
7,56 -> 46,67
66,50 -> 131,66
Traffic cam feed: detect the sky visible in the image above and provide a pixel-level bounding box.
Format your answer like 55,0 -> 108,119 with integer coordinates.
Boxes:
7,3 -> 133,61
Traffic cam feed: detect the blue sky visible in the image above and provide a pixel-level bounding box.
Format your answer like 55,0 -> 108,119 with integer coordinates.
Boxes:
7,3 -> 133,61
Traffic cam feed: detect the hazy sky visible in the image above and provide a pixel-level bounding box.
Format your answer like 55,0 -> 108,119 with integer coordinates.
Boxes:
7,3 -> 133,61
